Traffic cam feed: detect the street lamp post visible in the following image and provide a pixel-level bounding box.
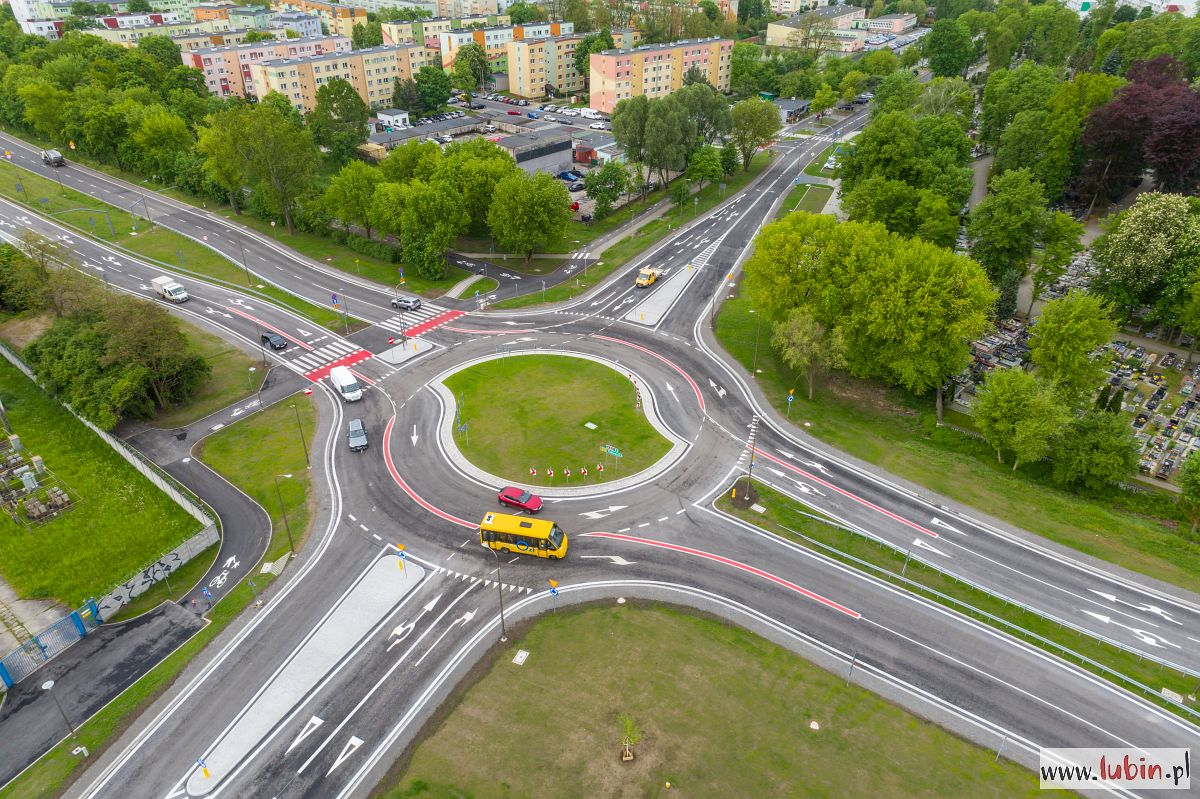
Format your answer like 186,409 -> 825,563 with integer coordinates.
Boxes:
289,403 -> 309,468
42,680 -> 76,738
238,240 -> 252,286
273,474 -> 297,556
487,547 -> 508,642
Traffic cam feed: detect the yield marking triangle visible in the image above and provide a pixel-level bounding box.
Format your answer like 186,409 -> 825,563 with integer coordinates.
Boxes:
286,716 -> 324,754
326,735 -> 364,776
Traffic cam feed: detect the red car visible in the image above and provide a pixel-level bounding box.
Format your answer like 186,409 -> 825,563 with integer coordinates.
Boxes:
507,110 -> 521,115
569,201 -> 580,211
498,486 -> 543,513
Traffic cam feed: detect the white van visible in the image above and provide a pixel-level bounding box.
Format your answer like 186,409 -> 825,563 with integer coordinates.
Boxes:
328,365 -> 363,402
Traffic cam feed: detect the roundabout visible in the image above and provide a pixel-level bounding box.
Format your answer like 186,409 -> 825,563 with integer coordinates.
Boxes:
434,351 -> 688,494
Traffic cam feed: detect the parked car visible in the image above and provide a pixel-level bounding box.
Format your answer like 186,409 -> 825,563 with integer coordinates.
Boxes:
507,109 -> 521,115
580,213 -> 593,223
347,419 -> 369,452
589,122 -> 608,130
556,170 -> 582,181
543,114 -> 558,122
569,181 -> 585,192
569,201 -> 580,211
527,111 -> 540,119
391,296 -> 422,311
498,486 -> 543,512
470,102 -> 485,109
261,331 -> 287,350
518,99 -> 528,106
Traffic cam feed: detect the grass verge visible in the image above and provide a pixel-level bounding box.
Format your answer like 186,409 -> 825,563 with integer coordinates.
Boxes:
105,543 -> 218,623
0,161 -> 364,333
0,396 -> 319,799
0,359 -> 199,607
450,277 -> 498,299
381,605 -> 1042,799
776,183 -> 833,218
196,396 -> 317,564
718,481 -> 1198,718
442,354 -> 670,486
803,144 -> 841,178
714,291 -> 1200,595
493,155 -> 771,310
152,325 -> 258,428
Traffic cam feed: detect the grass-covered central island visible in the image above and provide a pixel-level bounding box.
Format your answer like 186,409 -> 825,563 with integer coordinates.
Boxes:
442,354 -> 671,487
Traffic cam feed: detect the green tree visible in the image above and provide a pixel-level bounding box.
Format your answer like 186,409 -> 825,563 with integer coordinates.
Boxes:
396,179 -> 468,279
243,30 -> 275,44
974,367 -> 1065,469
324,160 -> 382,239
506,1 -> 545,23
675,81 -> 731,145
136,36 -> 182,74
872,70 -> 921,115
451,42 -> 489,93
925,19 -> 974,78
644,95 -> 695,185
196,106 -> 249,214
1050,410 -> 1139,491
379,138 -> 442,183
583,160 -> 628,218
686,144 -> 723,192
307,78 -> 369,163
1178,452 -> 1200,535
415,65 -> 451,112
352,20 -> 383,48
611,94 -> 649,171
1028,289 -> 1117,406
573,29 -> 615,90
730,41 -> 765,96
772,307 -> 847,399
1026,210 -> 1084,316
730,97 -> 780,171
433,138 -> 520,232
968,168 -> 1048,282
131,107 -> 192,180
392,77 -> 422,113
239,104 -> 319,234
488,171 -> 571,264
719,141 -> 738,176
810,83 -> 838,116
125,0 -> 151,11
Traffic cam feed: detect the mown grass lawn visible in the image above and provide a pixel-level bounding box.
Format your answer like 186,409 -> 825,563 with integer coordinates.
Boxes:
0,359 -> 199,606
0,161 -> 360,332
197,396 -> 317,564
442,355 -> 671,486
776,183 -> 833,219
803,144 -> 841,178
715,292 -> 1200,595
152,324 -> 258,428
381,605 -> 1043,799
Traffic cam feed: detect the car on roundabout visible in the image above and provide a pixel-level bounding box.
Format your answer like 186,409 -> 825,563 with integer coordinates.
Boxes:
498,486 -> 543,513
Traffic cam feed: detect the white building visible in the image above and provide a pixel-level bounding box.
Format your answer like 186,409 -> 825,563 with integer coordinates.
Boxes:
269,10 -> 322,37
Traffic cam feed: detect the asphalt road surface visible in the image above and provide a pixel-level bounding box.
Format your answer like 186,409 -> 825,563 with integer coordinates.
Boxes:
0,117 -> 1195,799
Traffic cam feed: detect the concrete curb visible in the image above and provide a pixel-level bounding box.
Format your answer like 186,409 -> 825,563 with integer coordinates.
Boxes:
428,350 -> 690,498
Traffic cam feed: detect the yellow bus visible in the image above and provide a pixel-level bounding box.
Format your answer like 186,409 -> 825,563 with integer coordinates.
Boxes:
479,512 -> 568,560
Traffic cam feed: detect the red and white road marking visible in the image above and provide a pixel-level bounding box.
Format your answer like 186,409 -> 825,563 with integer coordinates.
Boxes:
382,416 -> 474,528
405,309 -> 465,338
583,531 -> 860,619
752,448 -> 937,538
591,334 -> 705,413
303,348 -> 373,383
442,327 -> 537,335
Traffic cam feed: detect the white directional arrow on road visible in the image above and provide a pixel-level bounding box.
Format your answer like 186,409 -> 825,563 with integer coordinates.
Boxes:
325,736 -> 364,776
707,379 -> 726,399
578,505 -> 628,520
286,716 -> 324,754
792,480 -> 825,497
411,425 -> 419,446
1089,590 -> 1182,625
665,384 -> 678,401
911,538 -> 948,557
930,517 -> 967,536
1082,610 -> 1181,649
387,595 -> 441,652
767,467 -> 785,478
580,555 -> 638,566
297,327 -> 313,337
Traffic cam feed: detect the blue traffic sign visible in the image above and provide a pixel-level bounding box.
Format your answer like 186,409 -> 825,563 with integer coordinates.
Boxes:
399,550 -> 406,560
331,292 -> 338,304
787,395 -> 794,403
550,587 -> 559,596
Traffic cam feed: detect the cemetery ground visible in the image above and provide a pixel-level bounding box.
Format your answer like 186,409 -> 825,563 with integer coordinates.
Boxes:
442,354 -> 671,487
0,357 -> 197,608
714,291 -> 1200,596
718,482 -> 1197,719
0,392 -> 318,799
380,605 -> 1041,799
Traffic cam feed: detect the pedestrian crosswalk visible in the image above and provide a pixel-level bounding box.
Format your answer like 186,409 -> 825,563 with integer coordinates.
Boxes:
293,338 -> 374,382
376,304 -> 466,338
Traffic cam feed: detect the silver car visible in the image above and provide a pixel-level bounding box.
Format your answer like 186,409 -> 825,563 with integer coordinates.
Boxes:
347,419 -> 368,452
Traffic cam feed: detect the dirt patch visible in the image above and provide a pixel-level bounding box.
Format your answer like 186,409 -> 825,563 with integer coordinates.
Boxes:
823,373 -> 918,418
0,314 -> 51,349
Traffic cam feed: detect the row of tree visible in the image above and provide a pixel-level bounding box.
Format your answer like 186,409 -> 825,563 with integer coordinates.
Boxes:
0,235 -> 210,429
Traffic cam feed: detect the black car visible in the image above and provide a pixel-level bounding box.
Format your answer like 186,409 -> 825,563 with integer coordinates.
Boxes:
261,332 -> 287,350
391,296 -> 422,311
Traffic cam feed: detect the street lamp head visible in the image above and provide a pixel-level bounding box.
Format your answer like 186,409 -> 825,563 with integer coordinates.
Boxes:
42,680 -> 55,691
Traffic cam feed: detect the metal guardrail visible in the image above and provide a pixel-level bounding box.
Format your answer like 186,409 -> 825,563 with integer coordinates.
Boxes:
0,599 -> 101,689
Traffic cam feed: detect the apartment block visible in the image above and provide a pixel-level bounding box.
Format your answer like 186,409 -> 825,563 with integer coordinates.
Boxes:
192,2 -> 238,21
172,27 -> 280,49
852,12 -> 916,33
183,35 -> 351,97
252,43 -> 433,113
95,11 -> 183,27
435,0 -> 508,16
439,21 -> 572,67
589,37 -> 732,114
507,33 -> 586,99
18,0 -> 213,35
764,5 -> 865,45
269,0 -> 367,37
269,10 -> 322,37
381,14 -> 507,47
89,17 -> 248,45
